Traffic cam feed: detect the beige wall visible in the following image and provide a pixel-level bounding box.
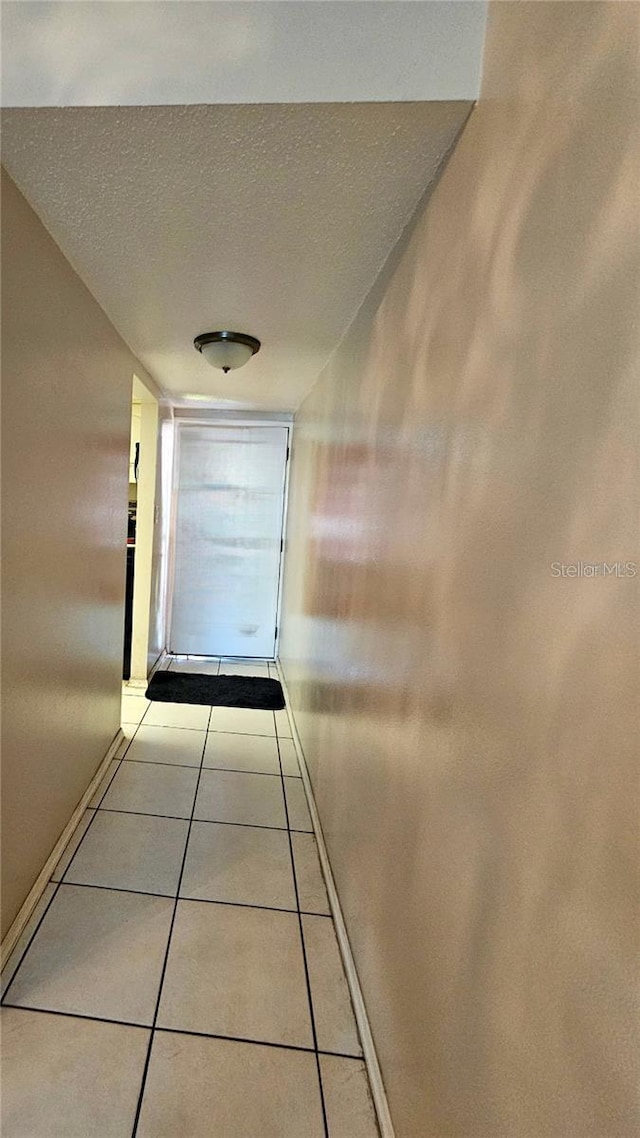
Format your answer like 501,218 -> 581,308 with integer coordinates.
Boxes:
1,170 -> 154,936
280,4 -> 639,1135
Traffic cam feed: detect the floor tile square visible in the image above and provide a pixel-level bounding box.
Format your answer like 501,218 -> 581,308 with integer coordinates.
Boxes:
126,725 -> 205,767
115,734 -> 133,759
292,832 -> 330,915
63,811 -> 189,896
279,738 -> 300,776
143,701 -> 211,730
194,769 -> 286,828
89,760 -> 120,807
50,810 -> 95,881
1,886 -> 56,999
100,761 -> 198,819
218,662 -> 270,677
0,1009 -> 150,1138
121,694 -> 149,725
209,706 -> 276,736
4,885 -> 173,1025
284,777 -> 313,831
319,1054 -> 379,1138
169,659 -> 220,674
137,1032 -> 324,1138
181,822 -> 296,910
157,900 -> 313,1047
203,731 -> 279,774
275,708 -> 293,737
302,915 -> 362,1056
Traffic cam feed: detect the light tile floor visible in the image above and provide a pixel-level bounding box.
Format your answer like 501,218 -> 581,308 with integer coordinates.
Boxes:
1,657 -> 379,1138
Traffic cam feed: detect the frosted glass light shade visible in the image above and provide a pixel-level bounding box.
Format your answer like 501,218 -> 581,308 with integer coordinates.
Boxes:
194,331 -> 261,373
200,339 -> 253,371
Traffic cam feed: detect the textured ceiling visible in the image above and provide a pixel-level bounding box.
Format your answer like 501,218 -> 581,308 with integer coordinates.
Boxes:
1,102 -> 470,410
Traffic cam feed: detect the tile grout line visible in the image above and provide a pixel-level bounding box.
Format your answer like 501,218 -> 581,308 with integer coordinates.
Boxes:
121,757 -> 299,777
125,723 -> 208,733
35,877 -> 334,917
130,702 -> 213,1138
1,1001 -> 364,1061
0,1003 -> 149,1034
130,724 -> 279,736
95,807 -> 312,832
275,711 -> 330,1138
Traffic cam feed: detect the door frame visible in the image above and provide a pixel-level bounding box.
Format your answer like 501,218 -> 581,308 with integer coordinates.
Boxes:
167,414 -> 292,661
129,375 -> 159,680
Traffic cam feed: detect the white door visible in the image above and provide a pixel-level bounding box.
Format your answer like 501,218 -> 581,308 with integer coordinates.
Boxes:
170,424 -> 288,658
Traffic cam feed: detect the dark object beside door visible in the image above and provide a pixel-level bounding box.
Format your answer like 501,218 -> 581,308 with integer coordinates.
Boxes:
123,546 -> 135,680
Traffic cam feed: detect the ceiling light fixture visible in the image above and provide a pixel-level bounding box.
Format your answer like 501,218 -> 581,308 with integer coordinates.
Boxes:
194,330 -> 261,373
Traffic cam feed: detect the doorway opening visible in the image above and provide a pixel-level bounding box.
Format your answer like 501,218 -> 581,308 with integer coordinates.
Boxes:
123,375 -> 160,682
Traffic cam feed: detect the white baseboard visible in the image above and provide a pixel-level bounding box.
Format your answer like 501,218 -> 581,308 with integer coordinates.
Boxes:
275,662 -> 395,1138
125,647 -> 169,690
150,648 -> 169,676
1,727 -> 125,970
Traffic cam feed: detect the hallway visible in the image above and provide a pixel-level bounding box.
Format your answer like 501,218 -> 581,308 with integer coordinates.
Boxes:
2,3 -> 638,1135
1,661 -> 378,1137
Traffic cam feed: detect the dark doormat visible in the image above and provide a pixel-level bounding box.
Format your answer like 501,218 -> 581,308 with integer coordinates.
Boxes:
145,670 -> 286,710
